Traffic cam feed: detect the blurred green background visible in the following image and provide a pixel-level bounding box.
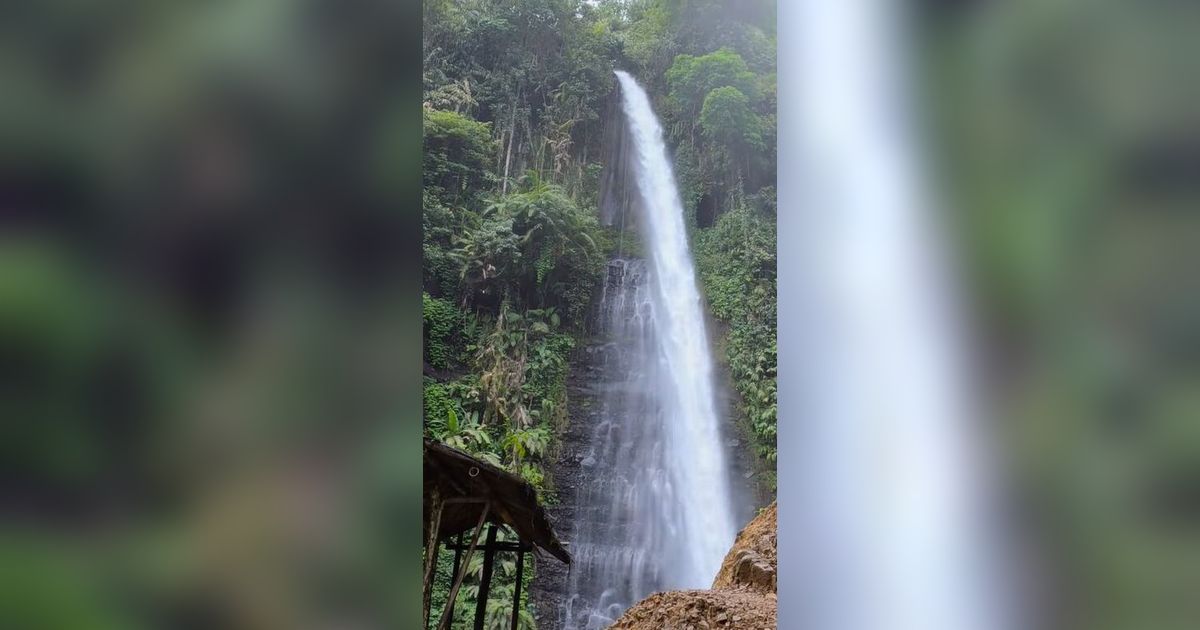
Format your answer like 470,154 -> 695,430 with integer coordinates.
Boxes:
925,1 -> 1200,628
1,0 -> 424,628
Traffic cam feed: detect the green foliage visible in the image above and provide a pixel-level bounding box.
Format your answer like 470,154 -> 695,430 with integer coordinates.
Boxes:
0,539 -> 138,630
620,2 -> 676,77
452,215 -> 522,303
422,302 -> 573,488
666,48 -> 758,120
518,462 -> 546,489
424,292 -> 463,369
424,0 -> 619,198
525,331 -> 573,414
423,109 -> 496,202
658,0 -> 776,69
424,192 -> 466,296
457,182 -> 605,323
700,86 -> 764,151
502,426 -> 551,467
473,305 -> 572,430
696,205 -> 777,465
424,377 -> 479,428
659,44 -> 775,224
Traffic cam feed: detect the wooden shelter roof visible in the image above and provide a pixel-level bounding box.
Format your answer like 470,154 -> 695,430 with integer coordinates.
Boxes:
423,439 -> 570,564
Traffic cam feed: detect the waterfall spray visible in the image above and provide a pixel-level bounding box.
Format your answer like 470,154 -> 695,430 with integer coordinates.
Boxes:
612,71 -> 736,575
783,2 -> 1011,630
561,71 -> 737,630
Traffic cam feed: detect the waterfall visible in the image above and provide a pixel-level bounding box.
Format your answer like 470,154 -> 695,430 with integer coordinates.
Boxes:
561,71 -> 736,630
782,2 -> 1011,630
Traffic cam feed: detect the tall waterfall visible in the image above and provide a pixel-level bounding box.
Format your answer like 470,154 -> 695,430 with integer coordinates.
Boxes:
561,71 -> 736,630
782,2 -> 1010,630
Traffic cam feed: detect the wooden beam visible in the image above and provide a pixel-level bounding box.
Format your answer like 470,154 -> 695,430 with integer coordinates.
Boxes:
422,490 -> 444,629
473,525 -> 499,630
447,532 -> 463,628
425,456 -> 468,496
443,496 -> 490,505
438,502 -> 490,630
442,541 -> 532,553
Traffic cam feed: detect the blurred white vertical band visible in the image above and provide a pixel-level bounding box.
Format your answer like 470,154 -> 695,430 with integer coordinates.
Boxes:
778,2 -> 1010,629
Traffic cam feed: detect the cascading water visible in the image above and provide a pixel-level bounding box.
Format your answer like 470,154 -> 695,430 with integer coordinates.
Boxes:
782,2 -> 1012,630
561,71 -> 736,630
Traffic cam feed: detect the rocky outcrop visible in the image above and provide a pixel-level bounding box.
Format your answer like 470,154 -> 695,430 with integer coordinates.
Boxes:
609,501 -> 778,629
712,501 -> 777,593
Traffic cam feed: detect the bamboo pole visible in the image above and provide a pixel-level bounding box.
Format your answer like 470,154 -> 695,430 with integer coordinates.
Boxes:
423,490 -> 444,628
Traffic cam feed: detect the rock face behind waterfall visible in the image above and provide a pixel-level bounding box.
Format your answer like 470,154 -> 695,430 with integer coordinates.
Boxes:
610,502 -> 778,629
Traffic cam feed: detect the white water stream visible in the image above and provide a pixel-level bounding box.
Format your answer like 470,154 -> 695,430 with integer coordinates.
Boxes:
612,71 -> 736,575
561,71 -> 736,629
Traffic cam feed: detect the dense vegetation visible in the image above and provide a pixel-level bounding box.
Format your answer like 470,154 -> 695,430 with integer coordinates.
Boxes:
422,0 -> 777,625
695,201 -> 777,474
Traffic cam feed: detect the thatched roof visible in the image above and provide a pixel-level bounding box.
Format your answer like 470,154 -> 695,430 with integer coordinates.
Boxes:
424,439 -> 570,564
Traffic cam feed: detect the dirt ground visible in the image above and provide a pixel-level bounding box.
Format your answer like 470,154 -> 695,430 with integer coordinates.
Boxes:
608,589 -> 777,630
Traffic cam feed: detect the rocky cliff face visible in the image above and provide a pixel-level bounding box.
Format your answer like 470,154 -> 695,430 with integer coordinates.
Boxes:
608,501 -> 778,630
528,340 -> 603,629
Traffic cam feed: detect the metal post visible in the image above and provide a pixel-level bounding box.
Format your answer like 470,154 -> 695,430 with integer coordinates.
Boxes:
473,525 -> 499,630
510,542 -> 525,629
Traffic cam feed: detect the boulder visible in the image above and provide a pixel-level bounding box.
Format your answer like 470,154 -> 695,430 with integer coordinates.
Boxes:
610,501 -> 778,629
